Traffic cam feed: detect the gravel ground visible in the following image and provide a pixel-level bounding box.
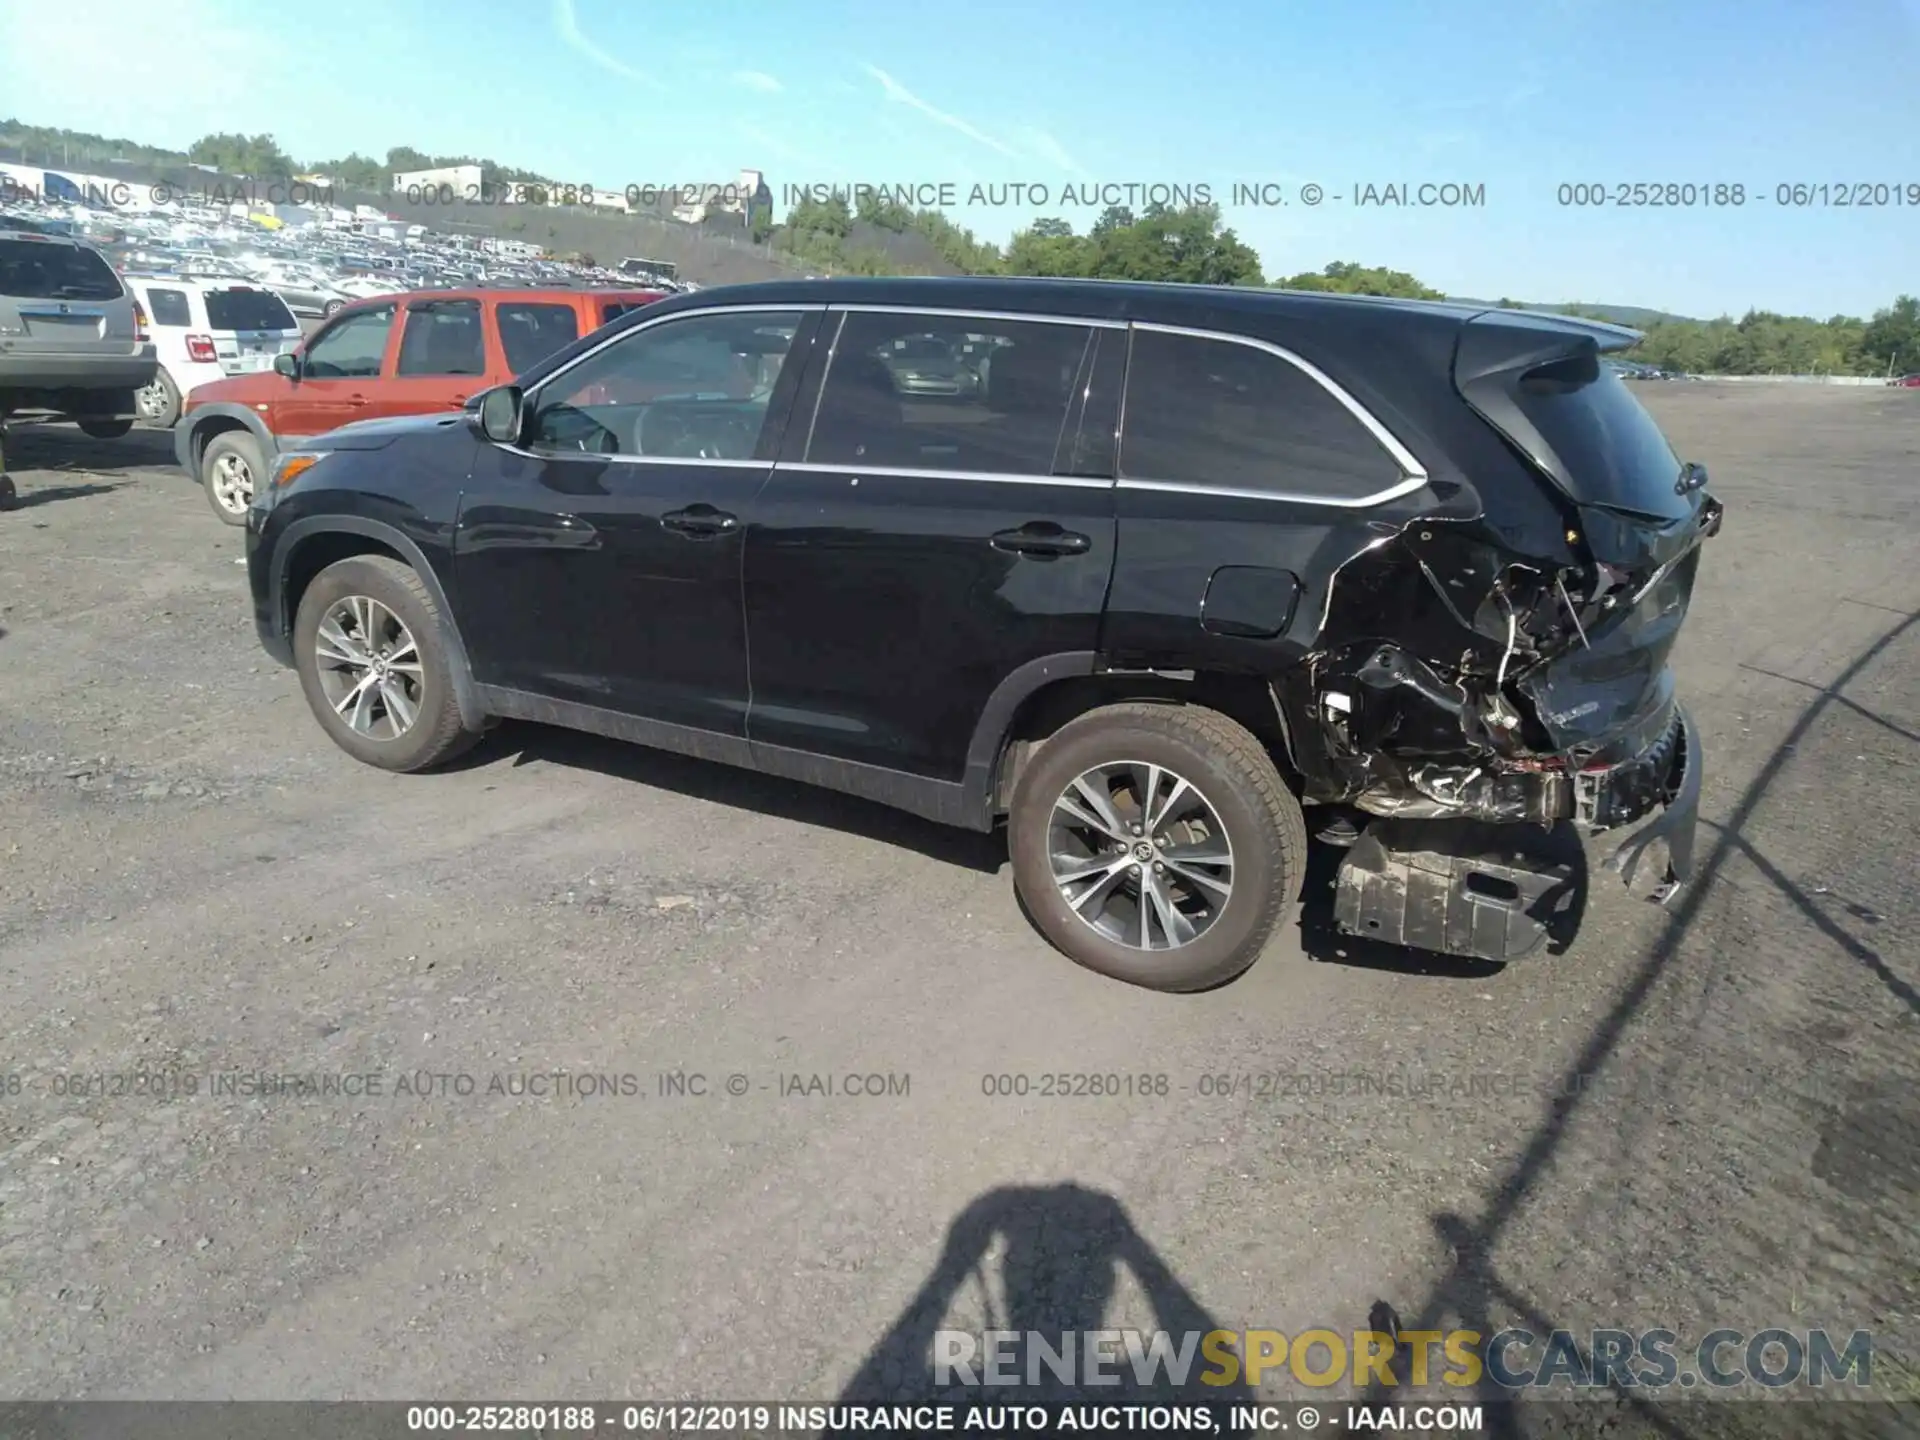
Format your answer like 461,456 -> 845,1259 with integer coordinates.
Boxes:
0,386 -> 1915,1415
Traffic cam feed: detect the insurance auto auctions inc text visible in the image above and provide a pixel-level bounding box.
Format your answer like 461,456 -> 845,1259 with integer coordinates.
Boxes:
782,181 -> 1485,210
934,1327 -> 1872,1392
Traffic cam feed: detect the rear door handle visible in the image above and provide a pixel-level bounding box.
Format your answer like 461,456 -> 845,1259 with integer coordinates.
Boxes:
344,394 -> 368,407
991,523 -> 1091,557
662,505 -> 739,537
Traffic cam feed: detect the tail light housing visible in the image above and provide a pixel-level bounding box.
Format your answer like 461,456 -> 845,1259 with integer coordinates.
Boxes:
132,299 -> 149,343
185,334 -> 217,363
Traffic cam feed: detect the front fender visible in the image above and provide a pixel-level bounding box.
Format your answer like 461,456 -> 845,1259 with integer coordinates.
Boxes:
177,403 -> 279,475
271,514 -> 488,734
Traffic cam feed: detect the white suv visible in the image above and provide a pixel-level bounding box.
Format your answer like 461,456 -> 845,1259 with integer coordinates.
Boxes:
122,275 -> 302,428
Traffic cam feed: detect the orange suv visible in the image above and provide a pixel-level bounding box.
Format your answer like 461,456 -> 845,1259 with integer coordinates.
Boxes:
176,286 -> 665,523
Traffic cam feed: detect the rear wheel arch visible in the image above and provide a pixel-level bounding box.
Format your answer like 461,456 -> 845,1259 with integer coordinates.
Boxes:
976,665 -> 1301,818
276,518 -> 486,733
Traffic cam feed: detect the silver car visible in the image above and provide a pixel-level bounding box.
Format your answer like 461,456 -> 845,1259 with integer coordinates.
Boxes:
0,228 -> 157,437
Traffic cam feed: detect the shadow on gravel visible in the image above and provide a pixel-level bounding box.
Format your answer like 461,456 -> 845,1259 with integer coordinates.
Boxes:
3,425 -> 177,474
4,480 -> 131,509
454,720 -> 1007,873
1358,607 -> 1920,1439
826,1182 -> 1253,1424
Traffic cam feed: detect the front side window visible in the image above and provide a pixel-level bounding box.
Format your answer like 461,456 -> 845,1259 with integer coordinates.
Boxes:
527,309 -> 805,460
395,300 -> 486,376
805,311 -> 1093,474
300,305 -> 395,379
1119,330 -> 1407,500
145,287 -> 191,327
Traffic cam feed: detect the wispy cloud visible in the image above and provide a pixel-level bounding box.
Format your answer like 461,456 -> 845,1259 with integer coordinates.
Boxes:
733,70 -> 782,94
552,0 -> 656,86
1026,129 -> 1085,176
735,121 -> 817,172
862,63 -> 1021,159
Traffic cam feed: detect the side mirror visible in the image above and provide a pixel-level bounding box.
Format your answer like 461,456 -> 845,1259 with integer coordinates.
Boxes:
475,385 -> 526,446
273,352 -> 300,380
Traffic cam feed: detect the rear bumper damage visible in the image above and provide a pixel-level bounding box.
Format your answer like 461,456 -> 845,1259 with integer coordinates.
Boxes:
1331,703 -> 1701,962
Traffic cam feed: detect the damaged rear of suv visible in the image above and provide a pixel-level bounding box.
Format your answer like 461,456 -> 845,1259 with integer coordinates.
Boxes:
1281,307 -> 1720,963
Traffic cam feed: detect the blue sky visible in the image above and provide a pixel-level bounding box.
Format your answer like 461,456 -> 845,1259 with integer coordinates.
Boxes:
4,0 -> 1917,317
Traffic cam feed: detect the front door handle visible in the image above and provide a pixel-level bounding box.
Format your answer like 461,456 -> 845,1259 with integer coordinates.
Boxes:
991,523 -> 1091,557
662,504 -> 739,537
344,394 -> 368,407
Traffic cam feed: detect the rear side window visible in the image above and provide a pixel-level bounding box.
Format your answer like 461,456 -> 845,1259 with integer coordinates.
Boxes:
204,287 -> 297,333
1512,358 -> 1688,521
396,300 -> 486,376
0,238 -> 124,301
1120,330 -> 1407,500
145,287 -> 192,327
806,311 -> 1094,474
498,302 -> 580,373
601,301 -> 646,324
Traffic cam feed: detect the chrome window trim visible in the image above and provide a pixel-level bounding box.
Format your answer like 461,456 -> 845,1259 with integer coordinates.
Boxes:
833,304 -> 1127,330
777,461 -> 1113,490
497,447 -> 770,469
1121,321 -> 1431,508
1115,474 -> 1429,507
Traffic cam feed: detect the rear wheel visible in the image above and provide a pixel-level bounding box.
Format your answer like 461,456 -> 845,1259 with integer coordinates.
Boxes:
1008,702 -> 1307,992
200,429 -> 263,525
136,368 -> 182,428
292,555 -> 477,772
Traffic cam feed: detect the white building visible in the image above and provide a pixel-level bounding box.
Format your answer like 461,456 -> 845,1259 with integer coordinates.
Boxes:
391,163 -> 485,200
671,168 -> 771,226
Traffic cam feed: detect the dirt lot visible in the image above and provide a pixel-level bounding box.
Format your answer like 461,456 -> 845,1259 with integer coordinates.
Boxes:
1,385 -> 1915,1411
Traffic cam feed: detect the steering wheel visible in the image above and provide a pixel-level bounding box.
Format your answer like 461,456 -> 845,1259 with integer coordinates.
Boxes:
641,407 -> 727,460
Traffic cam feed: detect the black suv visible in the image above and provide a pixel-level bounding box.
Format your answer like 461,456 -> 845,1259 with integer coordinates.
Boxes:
245,277 -> 1717,991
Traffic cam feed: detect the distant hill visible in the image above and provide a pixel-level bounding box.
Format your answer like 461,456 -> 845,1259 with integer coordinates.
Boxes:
1448,297 -> 1699,326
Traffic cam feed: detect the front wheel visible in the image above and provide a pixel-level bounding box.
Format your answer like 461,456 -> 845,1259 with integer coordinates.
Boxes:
292,555 -> 478,772
1008,702 -> 1307,992
200,429 -> 264,525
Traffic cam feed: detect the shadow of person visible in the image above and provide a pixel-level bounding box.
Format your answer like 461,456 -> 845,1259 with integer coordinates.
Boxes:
827,1183 -> 1254,1431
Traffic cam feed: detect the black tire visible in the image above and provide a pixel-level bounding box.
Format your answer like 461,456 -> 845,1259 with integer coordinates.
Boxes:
322,299 -> 346,316
292,555 -> 479,772
137,368 -> 182,429
1008,701 -> 1308,992
77,417 -> 134,439
200,429 -> 264,526
0,476 -> 15,511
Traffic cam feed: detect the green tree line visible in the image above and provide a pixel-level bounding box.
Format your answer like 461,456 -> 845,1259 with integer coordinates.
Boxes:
7,118 -> 1914,375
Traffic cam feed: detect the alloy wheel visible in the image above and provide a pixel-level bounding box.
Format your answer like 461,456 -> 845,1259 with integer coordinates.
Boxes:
1047,761 -> 1235,951
209,451 -> 253,513
312,595 -> 425,741
136,378 -> 169,420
